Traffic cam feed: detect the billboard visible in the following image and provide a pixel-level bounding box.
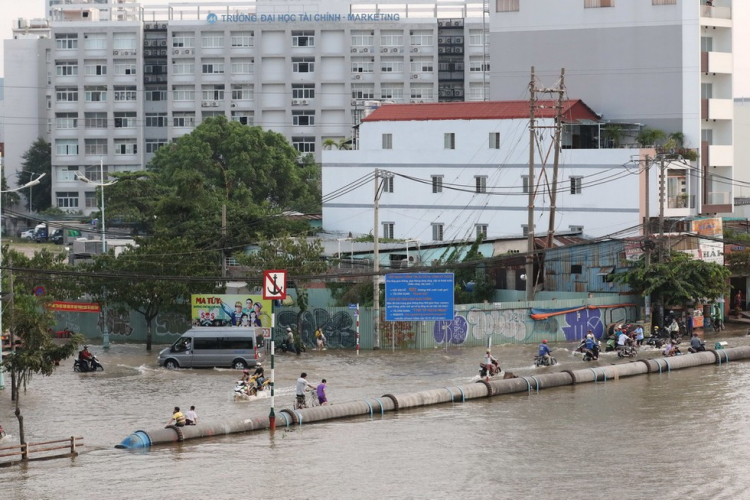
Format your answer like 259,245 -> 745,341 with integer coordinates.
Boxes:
385,273 -> 454,322
191,294 -> 273,327
691,218 -> 723,265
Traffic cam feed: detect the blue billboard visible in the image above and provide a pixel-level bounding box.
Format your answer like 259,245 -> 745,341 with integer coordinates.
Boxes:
385,273 -> 455,322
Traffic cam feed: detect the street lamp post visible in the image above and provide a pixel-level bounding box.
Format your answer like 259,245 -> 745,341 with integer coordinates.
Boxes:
0,167 -> 45,390
76,160 -> 116,349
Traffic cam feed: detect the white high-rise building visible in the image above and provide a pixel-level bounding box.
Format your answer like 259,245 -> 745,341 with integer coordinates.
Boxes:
489,0 -> 735,216
4,0 -> 490,214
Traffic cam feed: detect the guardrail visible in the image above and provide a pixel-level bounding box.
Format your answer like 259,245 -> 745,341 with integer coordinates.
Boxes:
0,436 -> 83,467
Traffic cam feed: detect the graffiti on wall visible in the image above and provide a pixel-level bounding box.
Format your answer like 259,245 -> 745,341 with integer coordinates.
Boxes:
276,309 -> 359,349
53,312 -> 82,334
99,308 -> 134,337
154,311 -> 191,338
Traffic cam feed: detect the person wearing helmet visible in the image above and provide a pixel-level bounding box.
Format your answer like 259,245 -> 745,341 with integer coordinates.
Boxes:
78,345 -> 93,372
538,339 -> 552,363
252,363 -> 266,390
219,299 -> 245,326
284,327 -> 297,354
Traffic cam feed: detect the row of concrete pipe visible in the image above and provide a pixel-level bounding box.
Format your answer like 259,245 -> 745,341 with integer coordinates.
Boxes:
116,346 -> 749,449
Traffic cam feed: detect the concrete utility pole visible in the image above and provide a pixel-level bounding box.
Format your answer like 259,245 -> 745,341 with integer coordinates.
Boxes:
644,155 -> 652,324
221,203 -> 227,278
525,67 -> 537,302
545,68 -> 566,251
372,168 -> 381,349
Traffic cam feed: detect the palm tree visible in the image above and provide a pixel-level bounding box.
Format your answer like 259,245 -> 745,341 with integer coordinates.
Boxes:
322,138 -> 337,150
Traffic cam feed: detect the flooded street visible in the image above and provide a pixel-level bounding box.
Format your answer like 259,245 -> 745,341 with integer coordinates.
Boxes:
2,328 -> 750,499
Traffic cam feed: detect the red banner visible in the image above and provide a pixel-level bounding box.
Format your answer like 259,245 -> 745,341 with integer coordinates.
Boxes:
49,301 -> 101,313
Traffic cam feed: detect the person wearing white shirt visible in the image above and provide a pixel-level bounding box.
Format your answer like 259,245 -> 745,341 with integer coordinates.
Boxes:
185,405 -> 198,425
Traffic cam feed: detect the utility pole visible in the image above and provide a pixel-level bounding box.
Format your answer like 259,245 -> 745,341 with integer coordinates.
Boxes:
658,154 -> 667,330
545,68 -> 565,251
525,67 -> 537,301
221,203 -> 227,278
372,168 -> 381,349
644,155 -> 651,325
8,254 -> 15,401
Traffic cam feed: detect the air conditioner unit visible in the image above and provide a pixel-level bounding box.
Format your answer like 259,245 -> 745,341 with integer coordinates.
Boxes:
202,102 -> 210,107
145,50 -> 152,56
410,99 -> 417,103
381,48 -> 388,53
160,50 -> 167,56
354,74 -> 362,79
351,48 -> 357,53
438,47 -> 445,54
113,50 -> 119,55
231,103 -> 236,108
438,20 -> 445,27
456,37 -> 463,44
292,99 -> 300,105
351,99 -> 357,106
301,99 -> 309,105
211,101 -> 219,107
145,23 -> 152,29
358,48 -> 367,53
411,74 -> 419,79
419,100 -> 424,103
438,38 -> 444,44
411,48 -> 419,53
454,47 -> 463,54
184,49 -> 191,55
391,48 -> 399,53
453,21 -> 461,26
160,40 -> 167,46
161,24 -> 167,29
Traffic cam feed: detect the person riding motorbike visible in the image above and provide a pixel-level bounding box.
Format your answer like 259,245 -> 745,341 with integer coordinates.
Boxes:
538,340 -> 552,364
689,333 -> 706,352
585,336 -> 599,360
252,363 -> 266,389
78,345 -> 93,371
481,349 -> 500,378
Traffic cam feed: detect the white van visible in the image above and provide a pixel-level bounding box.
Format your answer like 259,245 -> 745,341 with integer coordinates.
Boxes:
157,327 -> 260,369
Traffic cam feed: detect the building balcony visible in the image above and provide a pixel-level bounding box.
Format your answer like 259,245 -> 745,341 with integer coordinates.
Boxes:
701,5 -> 732,27
701,190 -> 732,215
701,98 -> 733,121
701,142 -> 733,168
701,51 -> 733,75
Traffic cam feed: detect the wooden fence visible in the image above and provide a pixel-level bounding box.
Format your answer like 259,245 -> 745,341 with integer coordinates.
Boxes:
0,436 -> 84,467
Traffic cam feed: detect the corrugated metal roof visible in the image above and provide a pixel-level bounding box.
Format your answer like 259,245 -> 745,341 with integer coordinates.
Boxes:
362,99 -> 601,124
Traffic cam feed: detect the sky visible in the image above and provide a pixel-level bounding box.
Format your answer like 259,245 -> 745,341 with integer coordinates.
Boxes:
1,0 -> 750,95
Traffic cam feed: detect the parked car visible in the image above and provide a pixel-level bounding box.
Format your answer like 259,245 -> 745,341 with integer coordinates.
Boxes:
50,229 -> 63,245
20,230 -> 34,240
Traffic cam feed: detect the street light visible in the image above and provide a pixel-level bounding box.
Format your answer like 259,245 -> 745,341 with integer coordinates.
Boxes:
0,169 -> 45,390
76,159 -> 116,349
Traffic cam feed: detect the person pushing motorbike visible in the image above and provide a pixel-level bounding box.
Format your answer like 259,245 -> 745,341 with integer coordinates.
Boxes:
538,340 -> 552,363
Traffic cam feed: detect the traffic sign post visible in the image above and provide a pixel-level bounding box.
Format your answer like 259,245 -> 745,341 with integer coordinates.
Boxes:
263,270 -> 287,300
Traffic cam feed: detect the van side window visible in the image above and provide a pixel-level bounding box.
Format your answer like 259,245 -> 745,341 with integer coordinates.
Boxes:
222,337 -> 254,349
193,337 -> 220,350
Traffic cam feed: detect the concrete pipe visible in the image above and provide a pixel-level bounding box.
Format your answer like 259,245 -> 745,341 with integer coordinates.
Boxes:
389,388 -> 456,410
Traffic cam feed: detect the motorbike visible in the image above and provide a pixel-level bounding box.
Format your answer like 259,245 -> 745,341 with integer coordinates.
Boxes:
576,339 -> 600,361
479,360 -> 501,378
710,316 -> 725,332
73,355 -> 104,372
663,345 -> 682,357
646,336 -> 664,349
534,355 -> 557,367
234,376 -> 270,398
688,343 -> 707,354
605,336 -> 617,352
616,344 -> 638,358
278,339 -> 297,354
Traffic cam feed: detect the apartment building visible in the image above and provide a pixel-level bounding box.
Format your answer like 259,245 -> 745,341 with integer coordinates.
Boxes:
4,0 -> 490,214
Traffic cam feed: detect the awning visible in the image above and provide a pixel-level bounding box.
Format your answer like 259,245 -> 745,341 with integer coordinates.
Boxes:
597,266 -> 615,276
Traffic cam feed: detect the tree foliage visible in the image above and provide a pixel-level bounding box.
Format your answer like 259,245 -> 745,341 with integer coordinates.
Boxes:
726,248 -> 750,277
434,236 -> 495,304
19,138 -> 52,212
614,251 -> 730,305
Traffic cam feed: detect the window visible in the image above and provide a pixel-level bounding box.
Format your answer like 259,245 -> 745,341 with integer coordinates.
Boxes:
84,33 -> 107,50
382,222 -> 394,239
85,86 -> 107,102
231,84 -> 254,101
231,58 -> 253,74
380,58 -> 404,73
173,111 -> 196,128
496,0 -> 520,11
410,57 -> 433,73
221,337 -> 254,350
432,223 -> 444,241
114,62 -> 137,75
410,84 -> 434,100
202,84 -> 225,101
351,30 -> 374,46
146,86 -> 168,101
351,84 -> 375,99
292,57 -> 315,73
231,111 -> 254,125
172,33 -> 195,48
145,139 -> 168,154
292,110 -> 315,126
56,61 -> 78,76
432,175 -> 443,193
84,165 -> 107,182
382,133 -> 393,149
85,191 -> 97,209
57,167 -> 78,182
522,224 -> 534,237
701,129 -> 713,145
292,136 -> 315,153
383,176 -> 394,193
475,176 -> 487,193
114,86 -> 137,102
292,30 -> 315,47
701,36 -> 713,53
444,133 -> 455,149
55,34 -> 78,50
410,30 -> 433,46
146,113 -> 168,127
469,57 -> 490,73
351,57 -> 374,73
476,224 -> 488,239
56,139 -> 78,156
144,62 -> 167,76
173,85 -> 195,101
202,111 -> 224,120
114,139 -> 137,155
570,176 -> 582,194
85,112 -> 107,128
380,84 -> 403,100
193,337 -> 221,350
84,139 -> 108,156
469,83 -> 489,101
489,132 -> 500,149
85,61 -> 107,76
571,264 -> 583,274
584,0 -> 614,7
56,192 -> 79,209
701,82 -> 713,99
569,225 -> 584,233
172,61 -> 195,75
469,30 -> 485,46
201,34 -> 224,48
230,31 -> 254,47
352,108 -> 364,125
113,34 -> 136,51
381,31 -> 403,46
522,175 -> 529,194
202,60 -> 225,74
56,113 -> 78,129
292,84 -> 315,99
56,87 -> 78,102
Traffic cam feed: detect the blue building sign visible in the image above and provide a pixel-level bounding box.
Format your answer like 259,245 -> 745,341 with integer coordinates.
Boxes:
206,12 -> 401,23
385,273 -> 454,322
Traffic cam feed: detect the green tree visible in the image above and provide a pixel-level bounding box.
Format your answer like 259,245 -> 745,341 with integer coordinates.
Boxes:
3,246 -> 83,300
84,236 -> 222,351
726,248 -> 750,276
1,293 -> 82,454
614,251 -> 730,307
434,236 -> 495,304
18,138 -> 52,212
236,237 -> 329,344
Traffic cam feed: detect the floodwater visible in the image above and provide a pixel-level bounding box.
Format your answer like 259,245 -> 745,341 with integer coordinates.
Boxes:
2,328 -> 750,500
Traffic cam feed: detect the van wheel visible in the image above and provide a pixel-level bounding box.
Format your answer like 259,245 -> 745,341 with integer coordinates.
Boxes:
233,359 -> 247,370
165,359 -> 180,369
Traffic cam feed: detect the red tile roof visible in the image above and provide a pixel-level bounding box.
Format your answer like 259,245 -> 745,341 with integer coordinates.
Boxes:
362,100 -> 601,124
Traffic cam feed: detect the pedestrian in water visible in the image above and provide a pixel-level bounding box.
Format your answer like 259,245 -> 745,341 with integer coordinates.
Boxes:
166,406 -> 186,428
317,379 -> 328,405
185,405 -> 198,425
